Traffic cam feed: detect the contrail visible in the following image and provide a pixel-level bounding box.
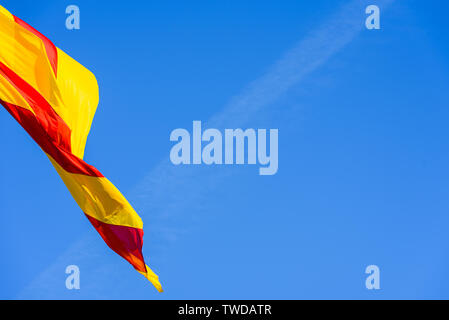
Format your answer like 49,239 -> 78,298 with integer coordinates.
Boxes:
17,0 -> 393,299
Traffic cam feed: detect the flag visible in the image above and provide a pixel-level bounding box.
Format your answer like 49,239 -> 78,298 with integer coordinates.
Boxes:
0,5 -> 162,292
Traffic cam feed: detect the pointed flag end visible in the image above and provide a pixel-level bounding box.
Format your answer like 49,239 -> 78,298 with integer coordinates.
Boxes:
139,265 -> 163,293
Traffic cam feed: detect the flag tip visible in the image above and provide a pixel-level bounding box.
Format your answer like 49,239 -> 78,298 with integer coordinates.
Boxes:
139,264 -> 163,292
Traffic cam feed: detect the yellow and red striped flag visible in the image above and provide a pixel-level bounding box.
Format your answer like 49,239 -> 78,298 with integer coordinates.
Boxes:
0,5 -> 162,292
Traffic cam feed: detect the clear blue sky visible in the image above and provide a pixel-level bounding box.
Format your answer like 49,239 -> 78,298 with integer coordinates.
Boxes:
1,0 -> 449,299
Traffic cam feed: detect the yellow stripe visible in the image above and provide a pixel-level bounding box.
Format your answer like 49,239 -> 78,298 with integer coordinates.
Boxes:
0,9 -> 60,107
0,5 -> 13,20
0,73 -> 34,114
56,49 -> 98,159
48,156 -> 143,229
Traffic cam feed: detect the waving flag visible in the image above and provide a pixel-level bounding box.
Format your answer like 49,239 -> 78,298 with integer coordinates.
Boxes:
0,5 -> 162,292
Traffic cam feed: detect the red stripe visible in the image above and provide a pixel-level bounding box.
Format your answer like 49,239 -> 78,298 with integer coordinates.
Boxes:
0,60 -> 102,177
13,15 -> 58,77
0,61 -> 71,152
0,100 -> 103,177
86,214 -> 147,273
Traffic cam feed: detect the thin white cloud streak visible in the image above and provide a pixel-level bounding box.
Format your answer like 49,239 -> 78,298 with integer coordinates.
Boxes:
131,0 -> 393,236
17,0 -> 393,299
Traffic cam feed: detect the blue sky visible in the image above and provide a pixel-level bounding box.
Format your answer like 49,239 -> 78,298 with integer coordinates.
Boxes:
1,0 -> 449,299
